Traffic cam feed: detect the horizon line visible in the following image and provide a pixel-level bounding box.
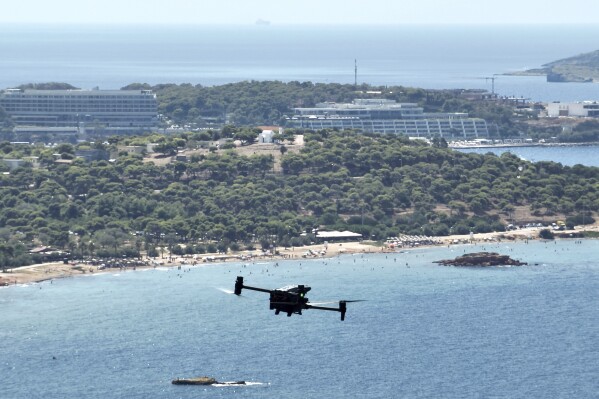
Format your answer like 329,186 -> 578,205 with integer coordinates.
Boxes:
1,21 -> 597,27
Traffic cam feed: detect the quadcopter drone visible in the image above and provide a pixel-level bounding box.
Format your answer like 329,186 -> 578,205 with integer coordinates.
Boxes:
234,276 -> 361,321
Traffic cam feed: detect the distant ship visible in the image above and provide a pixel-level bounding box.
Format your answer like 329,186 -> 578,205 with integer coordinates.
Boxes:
255,19 -> 271,26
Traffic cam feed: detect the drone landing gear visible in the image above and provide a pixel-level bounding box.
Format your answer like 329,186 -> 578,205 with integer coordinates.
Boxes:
273,309 -> 292,317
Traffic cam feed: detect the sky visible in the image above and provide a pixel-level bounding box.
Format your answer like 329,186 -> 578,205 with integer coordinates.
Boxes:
3,0 -> 599,25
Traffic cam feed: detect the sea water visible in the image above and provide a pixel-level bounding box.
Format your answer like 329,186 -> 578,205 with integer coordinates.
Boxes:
1,24 -> 599,102
456,145 -> 599,167
1,240 -> 598,398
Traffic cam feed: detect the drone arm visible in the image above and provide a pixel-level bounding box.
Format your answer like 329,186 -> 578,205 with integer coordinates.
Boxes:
241,285 -> 272,294
305,301 -> 347,321
234,276 -> 272,295
305,304 -> 340,312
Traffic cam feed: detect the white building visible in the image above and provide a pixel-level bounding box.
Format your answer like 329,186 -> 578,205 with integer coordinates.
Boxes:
0,88 -> 158,133
2,157 -> 39,170
286,99 -> 489,139
258,130 -> 275,143
546,101 -> 599,118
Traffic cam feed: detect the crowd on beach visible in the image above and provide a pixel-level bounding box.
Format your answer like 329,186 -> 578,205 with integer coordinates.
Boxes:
2,223 -> 596,287
0,241 -> 382,286
386,235 -> 443,248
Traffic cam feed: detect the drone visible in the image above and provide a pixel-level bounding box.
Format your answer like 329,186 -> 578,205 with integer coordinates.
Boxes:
234,276 -> 361,321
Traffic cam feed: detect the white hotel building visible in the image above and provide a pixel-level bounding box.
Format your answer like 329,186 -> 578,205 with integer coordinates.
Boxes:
0,89 -> 158,133
286,99 -> 489,139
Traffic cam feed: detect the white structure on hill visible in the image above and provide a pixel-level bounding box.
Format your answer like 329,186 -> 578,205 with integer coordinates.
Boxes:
546,101 -> 599,117
286,99 -> 489,139
258,130 -> 275,143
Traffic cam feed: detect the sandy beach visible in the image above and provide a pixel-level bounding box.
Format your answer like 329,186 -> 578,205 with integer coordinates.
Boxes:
1,225 -> 596,286
0,241 -> 379,286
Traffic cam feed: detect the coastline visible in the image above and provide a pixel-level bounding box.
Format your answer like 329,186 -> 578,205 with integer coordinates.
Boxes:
0,241 -> 378,286
2,224 -> 595,287
450,141 -> 599,149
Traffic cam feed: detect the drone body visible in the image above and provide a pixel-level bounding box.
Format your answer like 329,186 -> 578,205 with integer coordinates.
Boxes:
234,276 -> 352,321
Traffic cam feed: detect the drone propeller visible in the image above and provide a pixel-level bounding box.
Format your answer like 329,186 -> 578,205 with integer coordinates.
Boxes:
216,287 -> 249,298
306,301 -> 336,306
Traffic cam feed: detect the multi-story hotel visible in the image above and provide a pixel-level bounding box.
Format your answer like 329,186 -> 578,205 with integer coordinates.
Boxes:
0,88 -> 158,133
286,99 -> 489,139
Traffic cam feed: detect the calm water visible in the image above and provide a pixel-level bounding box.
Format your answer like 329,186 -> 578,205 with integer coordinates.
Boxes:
1,24 -> 599,102
456,145 -> 599,167
2,240 -> 598,398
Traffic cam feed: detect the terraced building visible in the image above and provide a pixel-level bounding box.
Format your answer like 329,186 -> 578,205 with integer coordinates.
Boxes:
286,99 -> 489,139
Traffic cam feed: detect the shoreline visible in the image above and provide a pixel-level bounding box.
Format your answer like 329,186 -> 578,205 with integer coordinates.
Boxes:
0,241 -> 380,286
450,141 -> 599,149
1,225 -> 595,287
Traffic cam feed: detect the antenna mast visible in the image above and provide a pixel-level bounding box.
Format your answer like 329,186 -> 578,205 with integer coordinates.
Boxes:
485,74 -> 498,95
354,59 -> 357,87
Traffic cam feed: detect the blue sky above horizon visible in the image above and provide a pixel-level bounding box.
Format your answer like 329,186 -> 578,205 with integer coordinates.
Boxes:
4,0 -> 599,25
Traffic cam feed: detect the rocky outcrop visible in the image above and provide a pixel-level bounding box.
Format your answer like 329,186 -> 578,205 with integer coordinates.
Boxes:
171,377 -> 247,386
172,377 -> 217,385
435,252 -> 527,267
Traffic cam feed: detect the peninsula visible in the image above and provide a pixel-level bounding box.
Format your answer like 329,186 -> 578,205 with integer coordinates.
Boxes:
507,49 -> 599,82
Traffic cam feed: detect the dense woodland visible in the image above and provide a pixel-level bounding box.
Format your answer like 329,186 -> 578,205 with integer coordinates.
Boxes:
1,129 -> 598,268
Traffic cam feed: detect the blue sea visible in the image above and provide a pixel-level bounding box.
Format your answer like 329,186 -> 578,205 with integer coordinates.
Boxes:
1,24 -> 599,102
456,145 -> 599,167
2,240 -> 598,398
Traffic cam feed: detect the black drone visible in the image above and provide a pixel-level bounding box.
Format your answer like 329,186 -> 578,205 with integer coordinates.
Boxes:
234,276 -> 361,321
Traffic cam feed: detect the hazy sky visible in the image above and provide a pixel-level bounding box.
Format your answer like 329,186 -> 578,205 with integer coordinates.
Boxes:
3,0 -> 599,25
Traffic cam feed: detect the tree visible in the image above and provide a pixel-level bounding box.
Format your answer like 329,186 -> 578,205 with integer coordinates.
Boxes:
93,228 -> 128,256
538,229 -> 554,240
233,128 -> 259,145
153,142 -> 177,156
431,136 -> 448,148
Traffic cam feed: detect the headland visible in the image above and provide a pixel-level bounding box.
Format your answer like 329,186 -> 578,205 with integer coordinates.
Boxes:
505,49 -> 599,83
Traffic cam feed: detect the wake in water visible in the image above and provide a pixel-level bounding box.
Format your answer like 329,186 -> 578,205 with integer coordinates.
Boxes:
212,381 -> 267,387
